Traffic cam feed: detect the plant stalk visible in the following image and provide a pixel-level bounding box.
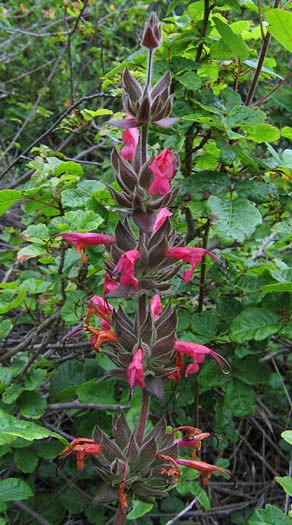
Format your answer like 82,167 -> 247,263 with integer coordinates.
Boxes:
136,389 -> 150,446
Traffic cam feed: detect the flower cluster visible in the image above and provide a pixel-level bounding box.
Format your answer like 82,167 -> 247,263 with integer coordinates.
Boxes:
52,12 -> 233,521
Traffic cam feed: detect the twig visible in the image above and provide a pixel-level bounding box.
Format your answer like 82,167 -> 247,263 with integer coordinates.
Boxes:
166,496 -> 200,525
12,501 -> 49,525
252,71 -> 292,107
47,402 -> 131,411
0,49 -> 66,163
250,231 -> 277,260
0,92 -> 105,181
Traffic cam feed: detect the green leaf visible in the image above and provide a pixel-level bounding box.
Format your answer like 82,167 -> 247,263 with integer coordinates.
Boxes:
213,17 -> 250,60
281,430 -> 292,445
50,360 -> 83,400
225,105 -> 265,128
0,319 -> 13,339
80,108 -> 113,121
0,190 -> 23,215
248,503 -> 292,524
207,197 -> 262,244
16,244 -> 46,262
259,282 -> 292,294
235,357 -> 270,386
127,500 -> 153,520
22,224 -> 50,242
177,71 -> 202,90
64,210 -> 104,231
0,478 -> 33,503
19,391 -> 47,419
225,380 -> 256,417
62,180 -> 105,208
14,447 -> 39,473
54,160 -> 83,178
245,124 -> 280,143
281,127 -> 292,141
0,286 -> 26,314
0,408 -> 68,446
266,9 -> 292,53
230,307 -> 281,343
77,379 -> 116,404
275,476 -> 292,497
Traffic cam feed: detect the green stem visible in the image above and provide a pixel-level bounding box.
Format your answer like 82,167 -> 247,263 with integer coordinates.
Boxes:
196,0 -> 211,63
136,389 -> 150,446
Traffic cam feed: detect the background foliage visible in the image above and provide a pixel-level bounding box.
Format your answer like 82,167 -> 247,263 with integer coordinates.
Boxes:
0,0 -> 291,523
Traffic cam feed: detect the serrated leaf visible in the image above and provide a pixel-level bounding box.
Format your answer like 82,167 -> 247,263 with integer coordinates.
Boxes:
17,244 -> 46,262
54,160 -> 83,178
14,447 -> 39,473
248,503 -> 292,524
207,196 -> 262,244
0,286 -> 26,313
230,307 -> 281,343
0,190 -> 23,215
214,17 -> 250,60
19,391 -> 47,419
0,408 -> 68,446
245,124 -> 280,143
0,478 -> 33,503
177,71 -> 202,90
266,9 -> 292,53
64,209 -> 103,231
225,380 -> 256,417
225,105 -> 265,128
259,283 -> 292,294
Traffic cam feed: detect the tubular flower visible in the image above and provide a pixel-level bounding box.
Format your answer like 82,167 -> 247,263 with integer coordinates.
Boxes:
104,272 -> 118,296
149,149 -> 175,196
176,458 -> 233,487
86,295 -> 113,330
113,249 -> 140,287
168,352 -> 185,385
54,232 -> 116,264
120,123 -> 139,161
168,426 -> 211,459
57,438 -> 102,471
87,326 -> 118,353
150,294 -> 163,320
166,247 -> 222,283
127,348 -> 145,392
174,341 -> 231,377
153,207 -> 173,232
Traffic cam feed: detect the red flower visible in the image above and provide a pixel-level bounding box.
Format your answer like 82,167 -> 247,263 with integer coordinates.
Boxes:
153,207 -> 173,232
114,249 -> 140,287
86,295 -> 113,330
87,326 -> 118,353
169,426 -> 211,459
150,294 -> 163,320
149,149 -> 175,195
104,272 -> 118,295
58,438 -> 102,470
54,232 -> 116,263
176,458 -> 233,486
174,340 -> 231,377
120,122 -> 139,161
127,348 -> 145,392
166,247 -> 222,283
168,352 -> 185,385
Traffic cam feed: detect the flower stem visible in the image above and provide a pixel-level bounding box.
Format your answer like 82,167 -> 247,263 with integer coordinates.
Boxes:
136,389 -> 150,446
114,508 -> 127,525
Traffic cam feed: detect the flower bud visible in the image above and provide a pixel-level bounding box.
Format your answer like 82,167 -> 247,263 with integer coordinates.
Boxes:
142,12 -> 162,50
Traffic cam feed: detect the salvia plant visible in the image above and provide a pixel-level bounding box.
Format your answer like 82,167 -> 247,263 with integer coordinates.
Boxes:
50,13 -> 233,523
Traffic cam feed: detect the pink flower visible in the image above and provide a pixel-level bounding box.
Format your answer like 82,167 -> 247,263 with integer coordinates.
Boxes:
114,249 -> 140,287
150,294 -> 163,320
127,348 -> 145,391
104,272 -> 118,296
166,247 -> 222,283
174,341 -> 231,377
149,149 -> 175,195
153,207 -> 173,232
89,296 -> 113,329
54,232 -> 116,264
120,126 -> 139,161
